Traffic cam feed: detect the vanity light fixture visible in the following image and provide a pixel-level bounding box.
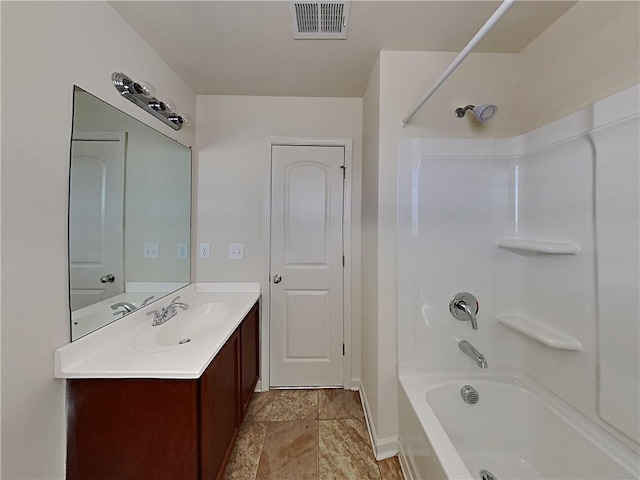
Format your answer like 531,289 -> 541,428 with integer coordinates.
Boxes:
112,72 -> 186,130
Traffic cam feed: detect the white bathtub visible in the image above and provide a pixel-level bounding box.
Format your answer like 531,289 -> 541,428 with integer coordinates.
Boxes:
398,370 -> 639,480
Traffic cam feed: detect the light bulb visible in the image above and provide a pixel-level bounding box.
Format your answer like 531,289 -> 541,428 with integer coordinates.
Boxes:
139,81 -> 156,98
164,99 -> 177,112
181,114 -> 193,127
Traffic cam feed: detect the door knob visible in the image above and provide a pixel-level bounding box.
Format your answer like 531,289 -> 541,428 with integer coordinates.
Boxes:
100,273 -> 116,283
273,274 -> 282,284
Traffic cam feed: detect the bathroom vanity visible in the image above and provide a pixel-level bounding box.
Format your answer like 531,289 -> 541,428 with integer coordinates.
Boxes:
55,285 -> 260,480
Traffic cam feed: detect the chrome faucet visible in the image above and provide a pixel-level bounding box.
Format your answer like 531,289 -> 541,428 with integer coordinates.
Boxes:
110,296 -> 155,316
147,296 -> 189,326
111,301 -> 137,316
459,340 -> 488,369
139,295 -> 155,308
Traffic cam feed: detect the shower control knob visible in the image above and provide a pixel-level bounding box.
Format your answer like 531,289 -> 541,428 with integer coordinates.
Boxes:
100,274 -> 116,284
449,292 -> 479,330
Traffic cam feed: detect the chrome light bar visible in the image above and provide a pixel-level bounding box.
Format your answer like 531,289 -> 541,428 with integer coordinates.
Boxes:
112,72 -> 184,131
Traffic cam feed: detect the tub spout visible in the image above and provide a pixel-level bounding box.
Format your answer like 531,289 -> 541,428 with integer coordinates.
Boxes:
459,340 -> 488,368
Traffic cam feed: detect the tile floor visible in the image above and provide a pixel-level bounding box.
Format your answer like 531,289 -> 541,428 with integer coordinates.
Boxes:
223,389 -> 404,480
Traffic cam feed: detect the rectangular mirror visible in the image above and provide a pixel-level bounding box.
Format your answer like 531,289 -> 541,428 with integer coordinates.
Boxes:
69,86 -> 191,340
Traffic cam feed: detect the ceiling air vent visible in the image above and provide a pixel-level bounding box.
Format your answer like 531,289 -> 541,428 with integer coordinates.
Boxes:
289,1 -> 350,39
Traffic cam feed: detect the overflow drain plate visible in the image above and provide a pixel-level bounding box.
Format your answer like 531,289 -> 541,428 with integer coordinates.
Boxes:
178,338 -> 191,345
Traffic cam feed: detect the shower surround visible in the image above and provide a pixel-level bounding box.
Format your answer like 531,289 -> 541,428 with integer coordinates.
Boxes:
396,85 -> 640,479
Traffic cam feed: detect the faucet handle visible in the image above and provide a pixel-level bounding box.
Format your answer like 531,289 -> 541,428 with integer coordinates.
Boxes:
140,296 -> 155,308
449,292 -> 479,330
146,309 -> 162,324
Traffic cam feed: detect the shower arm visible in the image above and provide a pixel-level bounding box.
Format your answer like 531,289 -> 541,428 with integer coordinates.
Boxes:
400,0 -> 515,128
455,105 -> 476,117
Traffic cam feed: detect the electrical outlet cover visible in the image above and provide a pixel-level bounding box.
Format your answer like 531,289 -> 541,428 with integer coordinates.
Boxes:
177,242 -> 189,259
228,243 -> 244,260
143,242 -> 159,259
199,243 -> 210,259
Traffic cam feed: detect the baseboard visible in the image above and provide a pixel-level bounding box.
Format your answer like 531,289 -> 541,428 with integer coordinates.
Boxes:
375,435 -> 400,461
350,377 -> 361,391
254,380 -> 263,392
358,382 -> 399,461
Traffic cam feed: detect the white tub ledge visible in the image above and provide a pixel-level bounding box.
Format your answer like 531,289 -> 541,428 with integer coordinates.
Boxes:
496,313 -> 583,351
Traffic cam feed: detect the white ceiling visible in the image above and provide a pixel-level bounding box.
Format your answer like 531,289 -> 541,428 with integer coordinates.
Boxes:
110,1 -> 576,97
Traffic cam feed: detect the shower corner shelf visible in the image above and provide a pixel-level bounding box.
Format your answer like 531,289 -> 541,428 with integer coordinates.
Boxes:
496,238 -> 580,255
496,314 -> 582,351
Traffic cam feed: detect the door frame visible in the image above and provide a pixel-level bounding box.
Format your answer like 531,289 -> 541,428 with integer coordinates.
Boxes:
262,136 -> 353,391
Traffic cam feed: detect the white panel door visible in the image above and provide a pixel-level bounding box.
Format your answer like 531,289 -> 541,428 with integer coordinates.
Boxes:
270,145 -> 344,386
69,133 -> 125,310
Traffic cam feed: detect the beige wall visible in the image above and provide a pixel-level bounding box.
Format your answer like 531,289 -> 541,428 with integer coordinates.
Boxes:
1,2 -> 195,478
518,1 -> 640,133
361,57 -> 381,429
195,94 -> 363,383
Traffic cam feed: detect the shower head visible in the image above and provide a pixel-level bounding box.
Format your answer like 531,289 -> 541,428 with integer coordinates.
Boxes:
455,104 -> 498,123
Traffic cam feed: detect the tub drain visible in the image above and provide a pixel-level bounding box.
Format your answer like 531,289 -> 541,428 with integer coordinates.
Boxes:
480,469 -> 496,480
460,385 -> 479,404
178,338 -> 191,345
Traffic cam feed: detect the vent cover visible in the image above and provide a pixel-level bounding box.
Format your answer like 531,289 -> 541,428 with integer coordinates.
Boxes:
289,1 -> 350,39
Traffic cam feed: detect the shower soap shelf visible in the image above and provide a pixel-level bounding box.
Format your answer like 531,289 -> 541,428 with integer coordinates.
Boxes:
496,238 -> 580,255
496,314 -> 582,351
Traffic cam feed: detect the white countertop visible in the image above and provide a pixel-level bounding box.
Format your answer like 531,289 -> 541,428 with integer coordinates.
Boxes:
55,283 -> 260,379
72,290 -> 172,340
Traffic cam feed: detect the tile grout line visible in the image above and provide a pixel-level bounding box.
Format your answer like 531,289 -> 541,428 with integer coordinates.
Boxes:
254,392 -> 275,480
254,420 -> 268,480
317,390 -> 320,480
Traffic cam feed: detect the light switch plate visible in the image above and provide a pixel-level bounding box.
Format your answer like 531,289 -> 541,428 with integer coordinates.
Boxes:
228,243 -> 244,260
143,242 -> 159,259
177,243 -> 189,259
199,243 -> 210,259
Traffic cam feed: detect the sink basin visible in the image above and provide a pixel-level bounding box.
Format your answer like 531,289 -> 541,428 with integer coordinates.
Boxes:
133,302 -> 231,353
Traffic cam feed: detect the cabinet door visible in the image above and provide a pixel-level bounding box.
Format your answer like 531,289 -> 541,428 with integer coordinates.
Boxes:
67,379 -> 199,480
241,303 -> 260,414
200,330 -> 240,480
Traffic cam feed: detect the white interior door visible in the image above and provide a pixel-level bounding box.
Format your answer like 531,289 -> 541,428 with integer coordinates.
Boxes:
270,145 -> 345,387
69,132 -> 125,310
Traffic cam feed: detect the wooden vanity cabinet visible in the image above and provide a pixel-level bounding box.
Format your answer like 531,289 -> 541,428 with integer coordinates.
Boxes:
66,301 -> 260,480
200,328 -> 241,480
240,303 -> 260,415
